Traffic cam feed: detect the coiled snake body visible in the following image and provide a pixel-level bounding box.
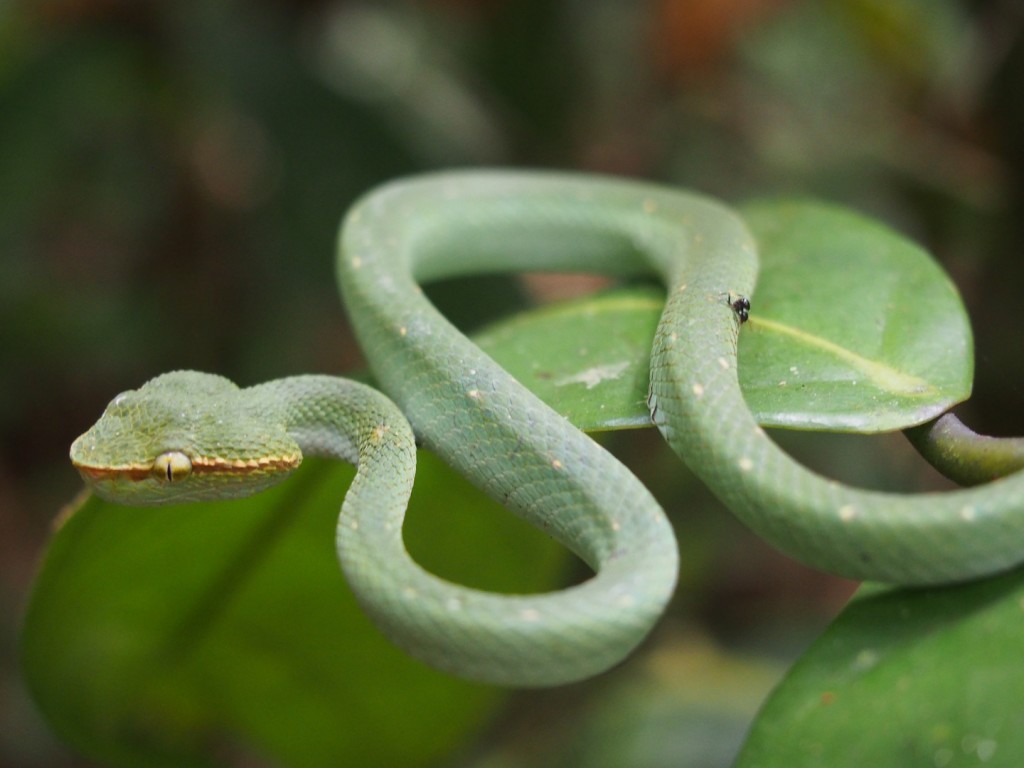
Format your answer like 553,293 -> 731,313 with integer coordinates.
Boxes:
70,172 -> 1024,686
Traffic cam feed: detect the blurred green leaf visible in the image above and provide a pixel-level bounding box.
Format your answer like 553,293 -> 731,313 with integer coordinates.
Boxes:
834,0 -> 972,88
736,569 -> 1024,767
21,454 -> 565,767
471,634 -> 783,768
478,200 -> 972,433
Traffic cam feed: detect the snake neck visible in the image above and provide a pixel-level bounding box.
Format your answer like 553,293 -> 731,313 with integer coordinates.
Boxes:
245,375 -> 404,467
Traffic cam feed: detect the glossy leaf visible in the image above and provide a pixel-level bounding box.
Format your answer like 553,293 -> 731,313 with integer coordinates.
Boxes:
475,287 -> 662,431
21,455 -> 565,767
736,569 -> 1024,767
477,200 -> 972,433
738,200 -> 972,431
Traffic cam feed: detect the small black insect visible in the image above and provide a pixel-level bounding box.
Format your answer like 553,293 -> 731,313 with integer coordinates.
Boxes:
727,293 -> 750,323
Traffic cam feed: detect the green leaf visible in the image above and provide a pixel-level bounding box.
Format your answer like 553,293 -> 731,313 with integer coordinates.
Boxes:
477,200 -> 972,433
475,287 -> 662,431
739,200 -> 972,431
21,454 -> 565,767
736,569 -> 1024,767
474,634 -> 783,768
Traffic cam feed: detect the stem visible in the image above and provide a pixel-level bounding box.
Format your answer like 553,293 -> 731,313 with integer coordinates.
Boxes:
904,413 -> 1024,486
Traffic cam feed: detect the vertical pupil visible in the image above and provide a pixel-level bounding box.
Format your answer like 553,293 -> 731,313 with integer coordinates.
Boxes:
166,462 -> 174,481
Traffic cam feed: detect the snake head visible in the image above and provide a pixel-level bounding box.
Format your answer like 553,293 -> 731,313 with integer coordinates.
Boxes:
70,371 -> 301,506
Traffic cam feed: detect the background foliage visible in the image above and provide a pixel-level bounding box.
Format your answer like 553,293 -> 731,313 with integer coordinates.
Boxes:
4,1 -> 1024,765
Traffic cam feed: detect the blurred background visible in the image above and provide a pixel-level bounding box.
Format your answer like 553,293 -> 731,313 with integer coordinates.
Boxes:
3,0 -> 1024,765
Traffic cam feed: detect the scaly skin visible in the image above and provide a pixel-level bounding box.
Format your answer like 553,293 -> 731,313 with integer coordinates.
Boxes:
71,171 -> 1024,687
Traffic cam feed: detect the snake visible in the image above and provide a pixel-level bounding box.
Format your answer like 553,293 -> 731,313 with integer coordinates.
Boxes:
70,170 -> 1024,687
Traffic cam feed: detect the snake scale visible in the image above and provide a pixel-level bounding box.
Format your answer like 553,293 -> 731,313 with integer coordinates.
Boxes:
70,171 -> 1024,686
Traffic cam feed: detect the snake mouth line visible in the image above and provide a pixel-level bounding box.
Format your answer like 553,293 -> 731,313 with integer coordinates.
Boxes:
749,316 -> 934,396
73,456 -> 300,482
72,463 -> 152,482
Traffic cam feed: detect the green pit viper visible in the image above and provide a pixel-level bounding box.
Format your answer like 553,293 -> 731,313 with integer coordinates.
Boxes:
70,171 -> 1024,687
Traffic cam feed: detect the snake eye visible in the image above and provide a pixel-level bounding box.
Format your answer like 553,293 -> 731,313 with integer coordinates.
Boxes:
152,451 -> 193,482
